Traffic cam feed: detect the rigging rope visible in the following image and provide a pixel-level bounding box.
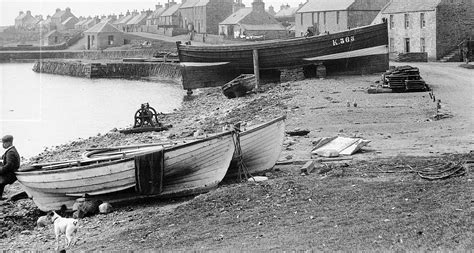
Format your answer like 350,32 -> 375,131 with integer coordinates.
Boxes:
232,123 -> 253,181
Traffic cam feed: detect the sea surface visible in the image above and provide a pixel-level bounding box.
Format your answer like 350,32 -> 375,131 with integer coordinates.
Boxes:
0,63 -> 185,158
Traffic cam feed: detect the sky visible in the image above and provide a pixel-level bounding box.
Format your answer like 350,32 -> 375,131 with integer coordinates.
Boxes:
0,0 -> 302,26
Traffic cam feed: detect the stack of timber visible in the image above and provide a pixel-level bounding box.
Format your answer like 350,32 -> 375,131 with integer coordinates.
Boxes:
395,52 -> 428,62
382,65 -> 427,91
222,74 -> 256,98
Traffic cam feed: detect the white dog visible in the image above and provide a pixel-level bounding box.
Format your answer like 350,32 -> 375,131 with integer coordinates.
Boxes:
48,211 -> 79,249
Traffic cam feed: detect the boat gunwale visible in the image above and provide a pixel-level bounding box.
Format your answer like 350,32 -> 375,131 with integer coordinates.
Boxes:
17,130 -> 235,176
239,116 -> 286,136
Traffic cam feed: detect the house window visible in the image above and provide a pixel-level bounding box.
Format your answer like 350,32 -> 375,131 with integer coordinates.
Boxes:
389,15 -> 394,29
108,35 -> 114,45
420,13 -> 425,28
91,35 -> 95,46
389,38 -> 395,52
324,12 -> 326,25
404,14 -> 409,29
54,36 -> 58,43
337,11 -> 340,25
300,13 -> 303,25
405,38 -> 410,52
420,38 -> 426,52
312,13 -> 315,26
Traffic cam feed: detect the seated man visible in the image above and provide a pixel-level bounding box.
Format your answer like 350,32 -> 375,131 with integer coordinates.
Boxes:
0,135 -> 20,200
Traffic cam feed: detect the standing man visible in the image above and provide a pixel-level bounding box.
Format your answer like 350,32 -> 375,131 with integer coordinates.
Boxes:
0,135 -> 20,200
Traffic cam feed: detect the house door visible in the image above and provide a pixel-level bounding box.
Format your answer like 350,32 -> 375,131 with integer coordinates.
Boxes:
405,38 -> 410,53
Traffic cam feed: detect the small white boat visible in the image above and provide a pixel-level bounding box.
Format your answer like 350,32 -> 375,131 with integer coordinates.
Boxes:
16,131 -> 235,211
226,116 -> 286,179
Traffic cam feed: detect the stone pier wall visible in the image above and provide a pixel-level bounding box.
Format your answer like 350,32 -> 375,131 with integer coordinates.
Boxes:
33,60 -> 182,83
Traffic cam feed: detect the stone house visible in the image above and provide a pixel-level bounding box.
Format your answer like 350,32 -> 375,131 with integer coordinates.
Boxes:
84,22 -> 124,50
219,0 -> 287,39
75,18 -> 99,30
147,3 -> 167,26
179,0 -> 233,34
274,4 -> 299,27
373,0 -> 474,60
126,11 -> 151,32
15,11 -> 38,30
42,30 -> 62,45
59,16 -> 79,31
156,3 -> 185,36
115,11 -> 137,32
37,15 -> 54,31
295,0 -> 390,37
51,8 -> 78,31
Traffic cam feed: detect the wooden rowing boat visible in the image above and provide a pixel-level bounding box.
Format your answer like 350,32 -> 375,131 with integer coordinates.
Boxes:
177,23 -> 388,71
222,74 -> 256,98
16,131 -> 235,211
226,116 -> 286,179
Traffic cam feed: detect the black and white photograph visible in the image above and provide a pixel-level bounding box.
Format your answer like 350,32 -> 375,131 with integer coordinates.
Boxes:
0,0 -> 473,250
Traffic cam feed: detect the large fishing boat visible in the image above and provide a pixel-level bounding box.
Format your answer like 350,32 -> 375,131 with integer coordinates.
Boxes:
177,22 -> 388,71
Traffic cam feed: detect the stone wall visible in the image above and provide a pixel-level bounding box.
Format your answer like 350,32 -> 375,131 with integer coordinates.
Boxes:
436,1 -> 474,59
0,49 -> 173,62
32,60 -> 182,82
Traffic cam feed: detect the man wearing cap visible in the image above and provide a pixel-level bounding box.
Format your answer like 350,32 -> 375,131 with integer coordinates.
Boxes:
0,135 -> 20,200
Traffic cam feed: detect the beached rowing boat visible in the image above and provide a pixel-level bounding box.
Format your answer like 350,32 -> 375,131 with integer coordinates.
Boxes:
16,131 -> 235,211
177,23 -> 388,71
226,116 -> 286,179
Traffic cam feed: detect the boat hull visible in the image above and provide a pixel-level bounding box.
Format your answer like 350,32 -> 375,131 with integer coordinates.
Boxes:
177,23 -> 388,71
226,116 -> 286,179
16,132 -> 235,211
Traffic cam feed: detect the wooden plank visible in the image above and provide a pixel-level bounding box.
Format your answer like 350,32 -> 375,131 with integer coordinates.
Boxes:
253,49 -> 260,89
300,161 -> 315,174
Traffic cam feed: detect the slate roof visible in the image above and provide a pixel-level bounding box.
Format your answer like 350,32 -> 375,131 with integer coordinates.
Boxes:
85,22 -> 122,33
61,16 -> 76,25
52,10 -> 67,19
75,19 -> 88,26
127,13 -> 148,25
180,0 -> 200,8
297,0 -> 355,13
44,29 -> 59,37
195,0 -> 210,7
241,23 -> 286,31
381,0 -> 442,13
148,7 -> 167,19
219,8 -> 253,25
117,14 -> 135,25
161,4 -> 182,17
275,7 -> 299,18
15,13 -> 27,21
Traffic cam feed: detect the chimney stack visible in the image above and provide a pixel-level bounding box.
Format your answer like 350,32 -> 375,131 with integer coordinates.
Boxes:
19,11 -> 24,15
252,0 -> 265,13
56,8 -> 61,13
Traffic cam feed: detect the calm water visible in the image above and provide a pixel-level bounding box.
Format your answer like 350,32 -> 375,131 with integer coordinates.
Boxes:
0,63 -> 185,158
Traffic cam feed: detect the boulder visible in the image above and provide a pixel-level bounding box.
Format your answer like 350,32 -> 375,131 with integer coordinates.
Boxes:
99,203 -> 113,214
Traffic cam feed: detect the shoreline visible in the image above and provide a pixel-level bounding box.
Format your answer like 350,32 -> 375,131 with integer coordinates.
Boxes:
1,61 -> 472,251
